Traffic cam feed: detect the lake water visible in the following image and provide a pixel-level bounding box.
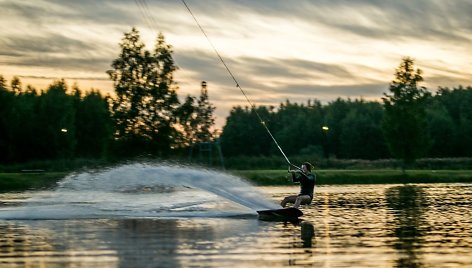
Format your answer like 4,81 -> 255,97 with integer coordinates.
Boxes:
0,164 -> 471,267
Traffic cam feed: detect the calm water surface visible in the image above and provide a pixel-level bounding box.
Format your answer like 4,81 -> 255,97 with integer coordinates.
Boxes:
0,182 -> 471,267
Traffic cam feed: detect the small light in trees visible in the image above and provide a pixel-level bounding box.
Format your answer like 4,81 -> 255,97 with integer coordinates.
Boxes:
322,126 -> 329,159
61,128 -> 68,133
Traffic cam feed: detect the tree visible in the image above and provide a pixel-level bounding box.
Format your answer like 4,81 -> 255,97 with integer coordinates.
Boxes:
8,85 -> 42,162
220,106 -> 273,156
175,95 -> 197,146
274,100 -> 324,156
194,81 -> 216,143
36,80 -> 76,159
0,75 -> 6,90
10,76 -> 22,94
75,90 -> 113,158
425,99 -> 455,157
146,32 -> 180,153
435,86 -> 472,156
0,75 -> 13,162
220,106 -> 250,156
339,101 -> 389,159
108,27 -> 143,141
176,81 -> 216,146
382,57 -> 431,168
324,98 -> 350,158
107,28 -> 180,156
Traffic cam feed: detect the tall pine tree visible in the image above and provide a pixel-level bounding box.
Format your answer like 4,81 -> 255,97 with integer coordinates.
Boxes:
382,57 -> 431,168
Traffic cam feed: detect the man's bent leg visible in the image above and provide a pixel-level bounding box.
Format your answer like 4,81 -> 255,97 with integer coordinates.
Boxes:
281,195 -> 298,207
294,195 -> 312,208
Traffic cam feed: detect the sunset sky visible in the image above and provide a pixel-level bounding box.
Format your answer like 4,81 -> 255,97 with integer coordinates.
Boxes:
1,0 -> 471,128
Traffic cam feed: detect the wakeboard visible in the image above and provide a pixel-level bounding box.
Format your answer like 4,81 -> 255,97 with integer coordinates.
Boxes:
257,207 -> 303,220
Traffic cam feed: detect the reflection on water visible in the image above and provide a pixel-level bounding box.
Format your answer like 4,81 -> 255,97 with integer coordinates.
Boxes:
300,221 -> 315,248
386,185 -> 427,268
0,184 -> 471,267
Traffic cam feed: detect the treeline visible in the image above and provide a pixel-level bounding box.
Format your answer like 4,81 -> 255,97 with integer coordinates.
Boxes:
221,98 -> 387,159
221,57 -> 472,166
0,78 -> 214,164
0,78 -> 112,163
220,86 -> 472,160
0,28 -> 216,164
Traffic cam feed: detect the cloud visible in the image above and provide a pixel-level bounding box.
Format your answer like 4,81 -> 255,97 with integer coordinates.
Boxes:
0,33 -> 95,54
0,1 -> 138,25
180,0 -> 472,46
7,0 -> 469,42
4,0 -> 472,41
276,82 -> 387,97
0,44 -> 111,74
244,58 -> 355,81
174,50 -> 231,85
176,49 -> 355,83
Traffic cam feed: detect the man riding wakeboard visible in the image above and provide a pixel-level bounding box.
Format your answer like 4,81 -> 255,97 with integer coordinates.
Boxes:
280,162 -> 316,208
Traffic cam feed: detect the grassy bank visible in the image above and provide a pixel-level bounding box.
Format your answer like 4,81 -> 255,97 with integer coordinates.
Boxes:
233,169 -> 472,185
1,169 -> 471,192
0,172 -> 68,192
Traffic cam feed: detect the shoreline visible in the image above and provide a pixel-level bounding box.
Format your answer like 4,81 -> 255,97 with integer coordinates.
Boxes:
1,169 -> 472,192
233,169 -> 472,186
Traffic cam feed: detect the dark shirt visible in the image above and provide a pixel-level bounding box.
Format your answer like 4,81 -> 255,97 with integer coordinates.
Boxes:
292,171 -> 316,198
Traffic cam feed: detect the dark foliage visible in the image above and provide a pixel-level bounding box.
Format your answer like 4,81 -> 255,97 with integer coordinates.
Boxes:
0,77 -> 112,163
382,57 -> 431,167
0,29 -> 216,164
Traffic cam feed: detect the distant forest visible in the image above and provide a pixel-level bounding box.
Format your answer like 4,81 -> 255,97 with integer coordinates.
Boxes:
221,85 -> 472,160
0,77 -> 215,163
1,28 -> 472,166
